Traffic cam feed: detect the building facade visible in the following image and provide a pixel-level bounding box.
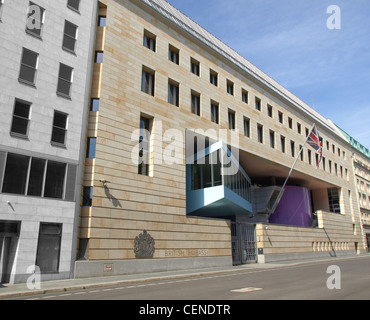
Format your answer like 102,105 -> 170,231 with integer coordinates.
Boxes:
75,0 -> 366,279
0,0 -> 97,283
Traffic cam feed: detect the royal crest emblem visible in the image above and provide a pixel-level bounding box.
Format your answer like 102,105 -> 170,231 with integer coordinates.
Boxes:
134,230 -> 155,259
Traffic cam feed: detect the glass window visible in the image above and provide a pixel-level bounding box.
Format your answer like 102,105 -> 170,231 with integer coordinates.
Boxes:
328,188 -> 341,214
143,30 -> 156,51
98,16 -> 106,27
257,124 -> 263,143
51,111 -> 68,146
19,48 -> 38,85
11,99 -> 31,137
36,223 -> 62,273
227,80 -> 234,95
2,153 -> 30,195
242,89 -> 248,104
95,51 -> 103,63
168,80 -> 179,106
27,158 -> 46,196
191,58 -> 200,76
86,137 -> 97,158
82,187 -> 93,207
91,98 -> 100,111
67,0 -> 80,12
244,118 -> 250,137
228,111 -> 235,130
62,20 -> 78,53
191,92 -> 200,116
44,161 -> 66,199
211,102 -> 219,124
141,68 -> 155,96
138,116 -> 150,176
169,45 -> 179,65
57,63 -> 73,97
210,70 -> 218,86
255,97 -> 261,111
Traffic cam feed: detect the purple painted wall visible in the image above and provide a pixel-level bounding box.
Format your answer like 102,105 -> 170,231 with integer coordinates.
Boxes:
269,186 -> 313,227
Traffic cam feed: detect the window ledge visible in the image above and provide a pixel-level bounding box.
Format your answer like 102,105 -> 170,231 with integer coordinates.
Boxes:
18,78 -> 36,88
56,92 -> 72,100
10,132 -> 29,140
62,46 -> 77,56
51,141 -> 67,149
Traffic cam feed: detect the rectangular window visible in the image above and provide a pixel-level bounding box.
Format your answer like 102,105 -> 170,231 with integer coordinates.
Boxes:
57,63 -> 73,98
242,89 -> 249,104
291,141 -> 295,157
27,158 -> 46,197
11,99 -> 31,137
191,91 -> 200,116
257,124 -> 263,143
270,130 -> 275,148
86,138 -> 97,159
227,80 -> 234,96
169,45 -> 179,65
288,117 -> 293,129
297,123 -> 302,134
143,29 -> 156,51
63,20 -> 78,53
2,153 -> 30,195
278,111 -> 283,124
244,118 -> 250,138
91,98 -> 100,111
281,136 -> 286,153
44,161 -> 66,199
95,51 -> 104,63
210,102 -> 219,124
190,58 -> 200,76
168,80 -> 179,107
98,16 -> 106,27
19,48 -> 38,85
255,97 -> 261,111
26,2 -> 45,38
299,145 -> 304,160
228,110 -> 235,131
51,111 -> 68,146
138,116 -> 151,176
308,149 -> 312,164
82,186 -> 93,207
67,0 -> 80,12
210,69 -> 218,86
267,105 -> 273,118
36,223 -> 62,273
141,67 -> 155,96
328,188 -> 341,214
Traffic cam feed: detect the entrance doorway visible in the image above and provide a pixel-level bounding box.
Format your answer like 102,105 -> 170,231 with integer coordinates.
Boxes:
231,223 -> 257,265
0,221 -> 21,284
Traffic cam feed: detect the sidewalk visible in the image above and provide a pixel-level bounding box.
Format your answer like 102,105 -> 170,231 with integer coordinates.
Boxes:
1,255 -> 367,299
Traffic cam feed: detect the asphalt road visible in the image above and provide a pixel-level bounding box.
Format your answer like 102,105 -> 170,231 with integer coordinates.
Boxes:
10,255 -> 370,301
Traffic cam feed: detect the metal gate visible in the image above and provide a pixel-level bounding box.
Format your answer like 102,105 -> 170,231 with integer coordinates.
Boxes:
231,223 -> 257,265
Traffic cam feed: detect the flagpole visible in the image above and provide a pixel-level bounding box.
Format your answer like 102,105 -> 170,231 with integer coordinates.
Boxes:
268,123 -> 316,218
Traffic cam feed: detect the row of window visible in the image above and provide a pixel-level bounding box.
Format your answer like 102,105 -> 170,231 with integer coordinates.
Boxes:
141,28 -> 347,161
0,152 -> 76,201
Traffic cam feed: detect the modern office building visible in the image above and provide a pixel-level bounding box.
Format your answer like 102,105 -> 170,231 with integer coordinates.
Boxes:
0,0 -> 97,283
74,0 -> 367,279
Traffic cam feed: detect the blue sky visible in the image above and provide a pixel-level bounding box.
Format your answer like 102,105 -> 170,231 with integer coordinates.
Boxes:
166,0 -> 370,150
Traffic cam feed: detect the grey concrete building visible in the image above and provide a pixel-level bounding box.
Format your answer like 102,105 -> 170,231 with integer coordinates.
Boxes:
0,0 -> 97,283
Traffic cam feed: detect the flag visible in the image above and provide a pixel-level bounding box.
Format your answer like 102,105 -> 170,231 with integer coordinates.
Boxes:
307,125 -> 323,165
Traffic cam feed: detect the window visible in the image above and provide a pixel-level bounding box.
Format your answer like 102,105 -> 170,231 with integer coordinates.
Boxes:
191,58 -> 200,76
138,116 -> 151,176
281,136 -> 286,153
26,2 -> 45,38
210,69 -> 218,86
98,16 -> 106,27
27,158 -> 46,197
19,48 -> 38,85
86,138 -> 97,158
328,188 -> 341,214
191,91 -> 200,116
141,67 -> 155,96
278,111 -> 283,124
91,98 -> 100,111
51,111 -> 68,146
244,118 -> 250,138
168,80 -> 179,107
95,51 -> 104,63
2,153 -> 30,195
227,80 -> 234,96
57,63 -> 73,98
255,97 -> 261,111
44,161 -> 67,199
270,130 -> 275,148
242,89 -> 249,104
11,99 -> 31,137
82,187 -> 93,207
288,117 -> 293,129
257,124 -> 263,143
62,20 -> 78,53
291,141 -> 295,157
36,223 -> 62,273
297,123 -> 302,134
169,45 -> 179,65
143,29 -> 156,51
299,145 -> 304,160
67,0 -> 80,12
228,110 -> 235,131
210,101 -> 219,124
267,105 -> 273,118
308,149 -> 312,164
0,0 -> 4,21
